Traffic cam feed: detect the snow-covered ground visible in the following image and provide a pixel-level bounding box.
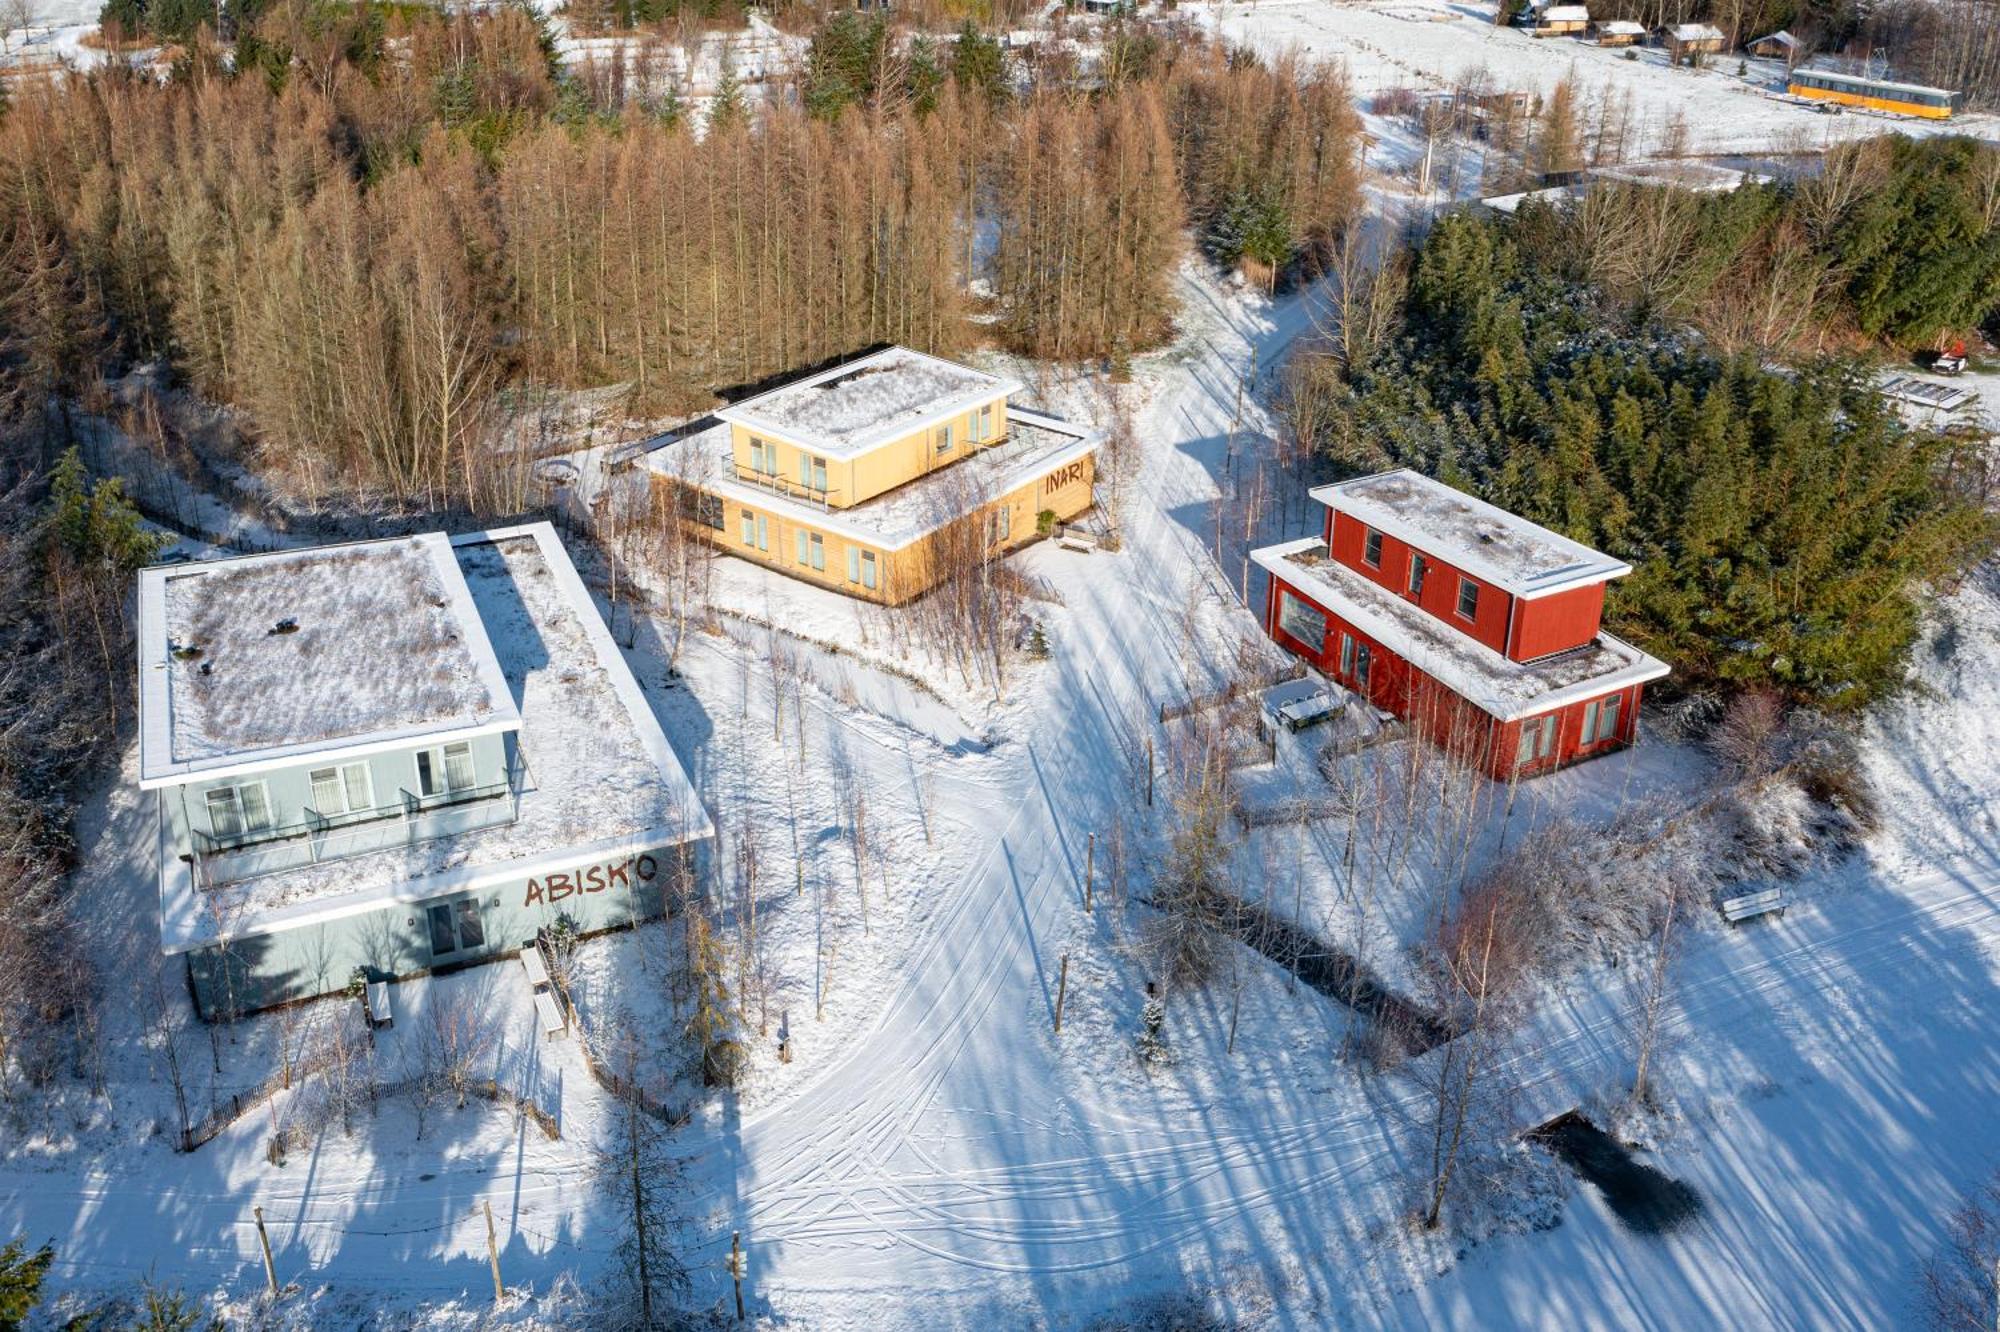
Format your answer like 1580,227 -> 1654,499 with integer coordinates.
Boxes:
4,249 -> 1997,1331
1203,0 -> 1999,159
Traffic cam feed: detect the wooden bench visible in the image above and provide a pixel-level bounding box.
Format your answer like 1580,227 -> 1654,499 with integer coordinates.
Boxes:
534,990 -> 568,1038
1720,887 -> 1786,925
520,943 -> 551,991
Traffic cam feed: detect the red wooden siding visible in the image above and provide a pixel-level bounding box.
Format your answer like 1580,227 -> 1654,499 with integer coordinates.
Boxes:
1509,583 -> 1606,661
1264,573 -> 1648,782
1327,512 -> 1513,656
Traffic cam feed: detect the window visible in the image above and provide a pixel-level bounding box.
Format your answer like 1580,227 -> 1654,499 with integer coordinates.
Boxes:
1353,640 -> 1372,689
799,453 -> 828,493
989,507 -> 1011,545
308,762 -> 373,817
1340,633 -> 1355,676
860,551 -> 878,590
204,782 -> 272,839
1515,714 -> 1558,765
1456,576 -> 1480,621
740,510 -> 756,545
1583,694 -> 1622,744
935,423 -> 954,455
796,531 -> 825,572
848,547 -> 861,583
1362,528 -> 1383,568
426,898 -> 488,958
755,514 -> 770,552
1277,590 -> 1327,654
680,488 -> 724,531
749,439 -> 779,476
417,743 -> 477,798
971,404 -> 995,443
1407,554 -> 1427,597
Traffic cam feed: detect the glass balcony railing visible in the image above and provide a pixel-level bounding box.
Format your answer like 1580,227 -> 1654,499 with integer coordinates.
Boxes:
189,776 -> 520,890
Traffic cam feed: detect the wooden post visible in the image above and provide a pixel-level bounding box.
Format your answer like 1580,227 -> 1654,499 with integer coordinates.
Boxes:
485,1201 -> 503,1304
253,1205 -> 278,1295
730,1231 -> 746,1322
1053,954 -> 1070,1036
1146,738 -> 1154,807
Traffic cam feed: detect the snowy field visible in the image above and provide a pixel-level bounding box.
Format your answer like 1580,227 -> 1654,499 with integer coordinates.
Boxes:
1204,0 -> 2000,159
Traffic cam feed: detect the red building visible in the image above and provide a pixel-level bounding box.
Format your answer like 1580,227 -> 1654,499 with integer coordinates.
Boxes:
1252,469 -> 1669,781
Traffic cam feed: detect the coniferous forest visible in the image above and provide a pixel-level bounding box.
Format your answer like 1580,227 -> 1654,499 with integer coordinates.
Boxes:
1287,136 -> 2000,708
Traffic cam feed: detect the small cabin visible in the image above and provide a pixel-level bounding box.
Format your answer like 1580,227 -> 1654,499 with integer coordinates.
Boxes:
1592,19 -> 1644,45
1527,4 -> 1590,36
1663,22 -> 1726,61
1747,29 -> 1800,60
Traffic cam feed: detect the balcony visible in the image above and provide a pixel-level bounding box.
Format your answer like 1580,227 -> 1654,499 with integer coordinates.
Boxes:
189,775 -> 521,890
731,464 -> 841,510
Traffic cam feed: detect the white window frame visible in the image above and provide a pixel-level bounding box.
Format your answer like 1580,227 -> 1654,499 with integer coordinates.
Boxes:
989,506 -> 1011,545
1362,528 -> 1383,568
1516,714 -> 1557,765
442,741 -> 476,792
860,550 -> 878,590
935,423 -> 954,455
1408,554 -> 1427,597
1339,632 -> 1355,676
751,439 -> 779,476
740,510 -> 755,545
1276,590 -> 1327,655
205,781 -> 272,839
418,743 -> 477,799
971,403 -> 994,443
1456,576 -> 1480,621
847,547 -> 861,583
309,762 -> 373,817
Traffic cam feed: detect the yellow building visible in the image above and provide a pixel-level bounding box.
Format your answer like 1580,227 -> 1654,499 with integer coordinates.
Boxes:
642,347 -> 1101,605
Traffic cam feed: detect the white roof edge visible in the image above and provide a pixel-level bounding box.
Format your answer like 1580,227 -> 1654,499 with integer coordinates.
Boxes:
1250,540 -> 1668,722
716,347 -> 1025,461
136,531 -> 520,787
137,715 -> 524,791
1308,472 -> 1629,598
158,823 -> 709,954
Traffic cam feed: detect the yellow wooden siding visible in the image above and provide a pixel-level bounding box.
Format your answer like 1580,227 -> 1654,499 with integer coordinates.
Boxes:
1787,82 -> 1954,118
655,445 -> 1093,606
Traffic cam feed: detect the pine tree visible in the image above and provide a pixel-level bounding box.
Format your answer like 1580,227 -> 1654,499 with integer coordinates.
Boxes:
0,1235 -> 53,1330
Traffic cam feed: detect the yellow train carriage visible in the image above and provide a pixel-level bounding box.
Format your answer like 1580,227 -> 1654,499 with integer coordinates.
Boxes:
1788,69 -> 1961,119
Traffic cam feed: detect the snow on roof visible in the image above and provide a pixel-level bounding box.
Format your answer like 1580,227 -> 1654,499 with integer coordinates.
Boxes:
157,523 -> 712,952
1539,6 -> 1590,22
718,347 -> 1025,459
1793,67 -> 1959,99
1881,375 -> 1976,413
1478,184 -> 1585,214
1751,29 -> 1799,47
1593,159 -> 1768,191
1596,19 -> 1645,34
1255,539 -> 1668,720
1668,22 -> 1725,40
137,533 -> 518,787
1312,470 -> 1630,599
644,407 -> 1100,549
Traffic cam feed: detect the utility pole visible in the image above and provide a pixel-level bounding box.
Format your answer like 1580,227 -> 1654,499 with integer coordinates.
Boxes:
1053,954 -> 1070,1036
252,1205 -> 277,1296
1084,832 -> 1095,913
485,1201 -> 503,1304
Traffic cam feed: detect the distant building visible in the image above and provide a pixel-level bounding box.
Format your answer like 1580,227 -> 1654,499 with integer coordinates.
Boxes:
1592,19 -> 1645,45
643,347 -> 1100,605
1788,68 -> 1962,119
1663,22 -> 1727,60
1746,29 -> 1800,60
1251,470 -> 1668,781
1526,4 -> 1590,36
138,526 -> 711,1019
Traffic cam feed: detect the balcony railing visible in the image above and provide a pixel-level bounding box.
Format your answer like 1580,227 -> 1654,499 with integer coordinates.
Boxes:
189,775 -> 520,890
731,465 -> 841,510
